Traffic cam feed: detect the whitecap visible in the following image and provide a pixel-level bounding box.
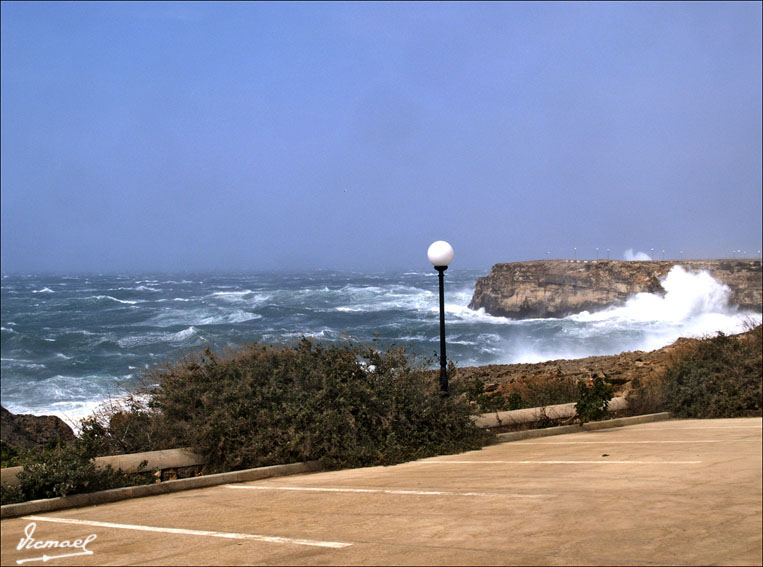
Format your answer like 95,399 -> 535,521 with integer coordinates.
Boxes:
198,311 -> 261,325
170,326 -> 198,341
210,289 -> 253,299
1,358 -> 47,370
32,287 -> 54,293
93,295 -> 138,305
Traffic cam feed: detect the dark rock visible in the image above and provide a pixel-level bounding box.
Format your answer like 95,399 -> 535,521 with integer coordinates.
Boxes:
1,406 -> 76,450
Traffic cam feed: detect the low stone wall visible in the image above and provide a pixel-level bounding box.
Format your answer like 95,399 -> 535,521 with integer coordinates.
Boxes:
472,396 -> 629,431
1,447 -> 206,487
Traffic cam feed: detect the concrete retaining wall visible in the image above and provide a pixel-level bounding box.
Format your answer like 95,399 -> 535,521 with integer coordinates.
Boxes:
1,448 -> 205,488
472,396 -> 629,429
487,412 -> 672,444
1,460 -> 320,519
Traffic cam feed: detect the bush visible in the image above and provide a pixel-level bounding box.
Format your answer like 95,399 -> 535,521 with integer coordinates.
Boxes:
1,442 -> 150,506
1,440 -> 23,468
523,376 -> 578,408
625,379 -> 666,416
78,394 -> 175,457
450,376 -> 520,413
143,339 -> 489,471
575,377 -> 613,424
662,327 -> 763,418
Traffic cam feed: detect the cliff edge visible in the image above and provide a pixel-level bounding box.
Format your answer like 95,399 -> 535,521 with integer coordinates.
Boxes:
469,259 -> 762,319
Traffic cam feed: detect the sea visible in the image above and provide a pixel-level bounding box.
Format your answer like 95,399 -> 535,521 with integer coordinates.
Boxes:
2,266 -> 759,428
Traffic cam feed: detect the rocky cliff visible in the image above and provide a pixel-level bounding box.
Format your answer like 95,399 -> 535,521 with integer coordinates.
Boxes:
1,406 -> 76,450
469,259 -> 762,319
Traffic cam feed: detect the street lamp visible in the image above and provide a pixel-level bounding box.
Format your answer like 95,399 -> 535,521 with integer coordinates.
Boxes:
428,240 -> 454,396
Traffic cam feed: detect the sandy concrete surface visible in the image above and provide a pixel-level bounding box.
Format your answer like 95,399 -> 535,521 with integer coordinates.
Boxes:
2,417 -> 761,566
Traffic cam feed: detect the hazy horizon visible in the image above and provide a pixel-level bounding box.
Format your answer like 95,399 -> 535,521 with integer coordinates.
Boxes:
2,2 -> 761,273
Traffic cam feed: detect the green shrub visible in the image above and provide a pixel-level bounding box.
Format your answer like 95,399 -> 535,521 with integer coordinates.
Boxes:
450,376 -> 519,413
662,327 -> 762,418
1,443 -> 150,506
78,394 -> 175,457
144,339 -> 489,471
523,376 -> 578,408
575,378 -> 613,424
1,440 -> 23,468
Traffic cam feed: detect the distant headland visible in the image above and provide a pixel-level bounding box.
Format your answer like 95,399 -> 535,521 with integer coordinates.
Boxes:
469,259 -> 763,319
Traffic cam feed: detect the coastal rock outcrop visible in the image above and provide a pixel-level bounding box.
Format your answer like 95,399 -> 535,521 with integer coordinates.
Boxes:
469,259 -> 762,319
1,406 -> 76,450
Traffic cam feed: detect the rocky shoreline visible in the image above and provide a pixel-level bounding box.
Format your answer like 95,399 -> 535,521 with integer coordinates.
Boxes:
454,326 -> 760,401
1,406 -> 76,451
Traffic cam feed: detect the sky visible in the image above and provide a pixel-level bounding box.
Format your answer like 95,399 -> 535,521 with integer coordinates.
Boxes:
1,1 -> 761,273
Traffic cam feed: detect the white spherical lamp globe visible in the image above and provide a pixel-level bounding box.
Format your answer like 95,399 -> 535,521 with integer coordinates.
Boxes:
427,241 -> 454,267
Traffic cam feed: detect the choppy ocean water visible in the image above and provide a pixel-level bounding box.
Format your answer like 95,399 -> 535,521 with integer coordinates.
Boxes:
2,267 -> 759,426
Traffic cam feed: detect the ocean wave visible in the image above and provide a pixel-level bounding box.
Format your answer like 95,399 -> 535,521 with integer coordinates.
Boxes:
444,304 -> 513,324
210,289 -> 253,298
112,286 -> 161,292
198,311 -> 262,325
116,326 -> 200,348
92,295 -> 139,305
32,287 -> 55,293
565,265 -> 761,351
1,357 -> 47,370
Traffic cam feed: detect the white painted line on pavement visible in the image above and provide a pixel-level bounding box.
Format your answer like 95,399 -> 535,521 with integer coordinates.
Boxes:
23,516 -> 352,549
226,485 -> 546,498
423,460 -> 703,465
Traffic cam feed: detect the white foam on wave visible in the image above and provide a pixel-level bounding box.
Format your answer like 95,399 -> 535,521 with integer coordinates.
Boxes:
32,287 -> 55,293
2,357 -> 47,369
199,311 -> 262,324
210,289 -> 253,299
117,326 -> 200,348
573,266 -> 733,324
171,326 -> 197,341
93,295 -> 139,305
565,265 -> 758,354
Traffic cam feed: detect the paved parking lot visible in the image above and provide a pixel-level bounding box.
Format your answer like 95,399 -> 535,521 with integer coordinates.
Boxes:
2,417 -> 761,566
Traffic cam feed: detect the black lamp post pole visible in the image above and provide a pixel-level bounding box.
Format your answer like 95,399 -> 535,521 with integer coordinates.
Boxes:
436,265 -> 448,395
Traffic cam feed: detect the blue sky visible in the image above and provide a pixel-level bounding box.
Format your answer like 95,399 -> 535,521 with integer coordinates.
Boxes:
2,1 -> 761,272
